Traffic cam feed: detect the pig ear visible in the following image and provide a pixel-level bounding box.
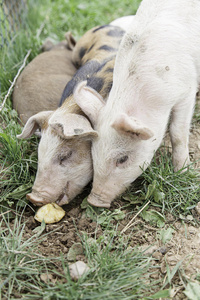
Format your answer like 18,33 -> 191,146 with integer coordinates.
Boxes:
49,113 -> 98,140
65,32 -> 76,50
74,81 -> 105,126
111,113 -> 154,140
17,111 -> 53,139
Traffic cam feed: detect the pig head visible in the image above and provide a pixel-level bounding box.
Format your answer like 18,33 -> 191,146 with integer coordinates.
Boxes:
74,82 -> 159,208
17,108 -> 97,206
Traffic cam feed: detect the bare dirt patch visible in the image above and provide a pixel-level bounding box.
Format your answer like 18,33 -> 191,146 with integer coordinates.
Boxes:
4,197 -> 200,299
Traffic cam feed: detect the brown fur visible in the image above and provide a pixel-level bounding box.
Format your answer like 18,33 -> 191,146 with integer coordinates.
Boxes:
13,40 -> 77,124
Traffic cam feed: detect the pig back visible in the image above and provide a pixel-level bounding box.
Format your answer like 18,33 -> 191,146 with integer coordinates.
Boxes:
72,25 -> 125,67
59,25 -> 125,106
13,48 -> 77,124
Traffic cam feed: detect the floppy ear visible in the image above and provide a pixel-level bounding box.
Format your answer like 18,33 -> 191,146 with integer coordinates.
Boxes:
74,81 -> 105,126
65,31 -> 76,50
49,112 -> 98,140
111,113 -> 154,140
17,111 -> 53,139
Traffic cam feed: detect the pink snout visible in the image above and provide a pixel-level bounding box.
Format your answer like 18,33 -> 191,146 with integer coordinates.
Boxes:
26,193 -> 49,206
87,192 -> 112,208
26,192 -> 70,206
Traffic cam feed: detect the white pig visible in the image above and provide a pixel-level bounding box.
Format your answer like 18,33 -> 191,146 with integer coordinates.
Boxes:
74,0 -> 200,208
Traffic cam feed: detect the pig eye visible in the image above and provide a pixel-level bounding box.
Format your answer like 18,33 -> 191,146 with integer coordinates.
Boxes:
59,151 -> 73,165
116,155 -> 128,167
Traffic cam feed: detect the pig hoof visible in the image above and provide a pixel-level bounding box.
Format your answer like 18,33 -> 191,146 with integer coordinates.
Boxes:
87,197 -> 111,208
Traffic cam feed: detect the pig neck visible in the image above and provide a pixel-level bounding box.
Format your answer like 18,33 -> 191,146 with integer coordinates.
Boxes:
57,56 -> 115,121
59,56 -> 115,107
59,24 -> 124,107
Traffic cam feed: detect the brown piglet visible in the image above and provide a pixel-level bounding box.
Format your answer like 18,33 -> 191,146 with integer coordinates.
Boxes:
13,32 -> 77,124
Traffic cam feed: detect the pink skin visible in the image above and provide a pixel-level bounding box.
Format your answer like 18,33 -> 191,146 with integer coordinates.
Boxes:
74,69 -> 196,208
17,110 -> 97,206
87,177 -> 129,208
86,127 -> 155,208
26,145 -> 92,207
73,82 -> 161,208
26,137 -> 93,206
27,181 -> 86,207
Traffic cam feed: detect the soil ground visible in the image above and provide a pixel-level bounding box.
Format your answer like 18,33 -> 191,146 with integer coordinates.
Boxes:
4,195 -> 200,299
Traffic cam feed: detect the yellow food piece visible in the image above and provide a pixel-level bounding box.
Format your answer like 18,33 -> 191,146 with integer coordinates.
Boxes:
34,203 -> 65,224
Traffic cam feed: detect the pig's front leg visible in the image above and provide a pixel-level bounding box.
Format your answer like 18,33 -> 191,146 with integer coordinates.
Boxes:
169,93 -> 196,171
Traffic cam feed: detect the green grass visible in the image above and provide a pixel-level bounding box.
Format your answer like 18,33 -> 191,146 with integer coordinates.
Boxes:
122,148 -> 200,220
0,207 -> 159,299
31,0 -> 141,40
0,106 -> 38,205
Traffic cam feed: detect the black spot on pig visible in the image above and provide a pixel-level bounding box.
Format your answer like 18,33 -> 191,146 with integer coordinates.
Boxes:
105,67 -> 114,73
87,76 -> 104,93
83,56 -> 115,73
97,56 -> 115,72
59,60 -> 102,105
93,25 -> 111,33
101,81 -> 113,96
79,47 -> 86,59
59,79 -> 77,104
107,28 -> 125,37
98,45 -> 118,52
74,61 -> 80,68
126,130 -> 140,137
87,43 -> 95,53
74,128 -> 84,134
124,34 -> 136,50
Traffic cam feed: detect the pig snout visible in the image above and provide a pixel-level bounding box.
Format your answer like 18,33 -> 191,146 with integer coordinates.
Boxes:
27,192 -> 69,207
87,178 -> 129,208
87,191 -> 112,208
26,193 -> 47,206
